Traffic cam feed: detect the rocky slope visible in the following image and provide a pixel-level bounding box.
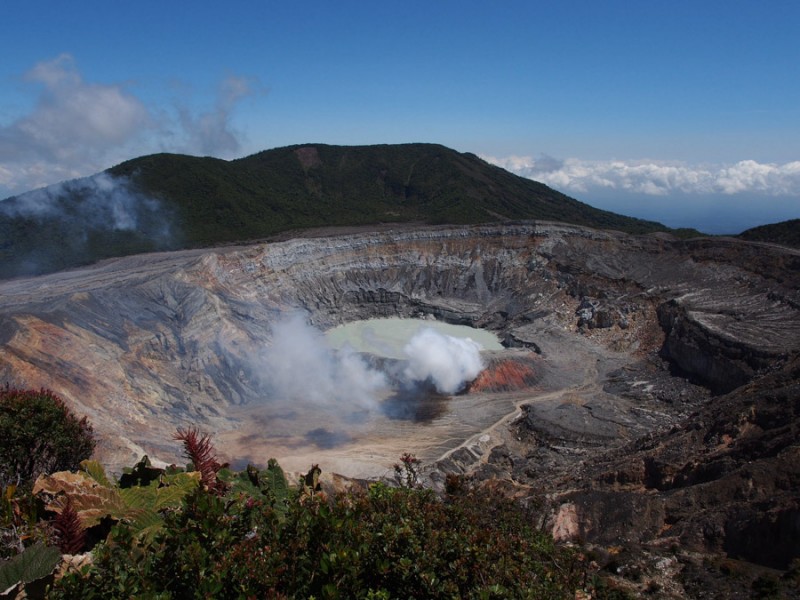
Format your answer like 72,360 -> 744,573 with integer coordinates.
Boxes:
0,221 -> 798,577
551,355 -> 800,569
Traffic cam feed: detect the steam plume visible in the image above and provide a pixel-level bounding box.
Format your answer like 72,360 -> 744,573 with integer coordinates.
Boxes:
402,327 -> 485,394
259,317 -> 487,417
0,172 -> 167,234
259,314 -> 388,412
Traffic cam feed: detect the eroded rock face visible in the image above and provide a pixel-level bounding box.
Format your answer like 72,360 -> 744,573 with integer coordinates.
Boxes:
552,356 -> 800,569
0,222 -> 798,567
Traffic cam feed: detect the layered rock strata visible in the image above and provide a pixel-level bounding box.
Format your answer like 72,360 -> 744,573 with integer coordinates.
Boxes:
0,222 -> 798,567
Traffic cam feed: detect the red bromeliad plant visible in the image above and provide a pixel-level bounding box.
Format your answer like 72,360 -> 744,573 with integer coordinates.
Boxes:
172,427 -> 226,495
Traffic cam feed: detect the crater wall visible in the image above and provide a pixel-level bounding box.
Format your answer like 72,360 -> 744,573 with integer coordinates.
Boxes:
0,222 -> 797,472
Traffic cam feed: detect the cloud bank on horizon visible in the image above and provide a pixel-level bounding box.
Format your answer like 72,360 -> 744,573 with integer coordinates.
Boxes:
0,54 -> 255,195
483,154 -> 800,233
483,155 -> 800,198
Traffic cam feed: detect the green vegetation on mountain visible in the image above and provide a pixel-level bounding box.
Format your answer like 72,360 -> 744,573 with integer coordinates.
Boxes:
738,218 -> 800,248
1,143 -> 679,279
109,143 -> 669,245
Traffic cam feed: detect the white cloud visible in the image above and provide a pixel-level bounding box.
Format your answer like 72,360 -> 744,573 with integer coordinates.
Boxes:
1,54 -> 151,166
0,55 -> 256,197
177,76 -> 254,157
483,154 -> 800,197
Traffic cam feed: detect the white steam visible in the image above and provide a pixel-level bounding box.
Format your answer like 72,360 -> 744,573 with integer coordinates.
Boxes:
0,170 -> 177,277
177,76 -> 255,158
260,314 -> 388,411
403,327 -> 485,394
259,317 -> 488,412
0,172 -> 165,233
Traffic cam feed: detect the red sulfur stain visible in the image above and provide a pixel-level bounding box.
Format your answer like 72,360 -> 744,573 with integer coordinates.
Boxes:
468,358 -> 539,393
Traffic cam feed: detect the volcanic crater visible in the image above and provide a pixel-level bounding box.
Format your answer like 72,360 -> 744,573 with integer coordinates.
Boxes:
1,221 -> 798,566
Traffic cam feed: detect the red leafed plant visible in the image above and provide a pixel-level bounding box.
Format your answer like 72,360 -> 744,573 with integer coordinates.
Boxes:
173,427 -> 226,495
53,497 -> 86,554
393,452 -> 422,489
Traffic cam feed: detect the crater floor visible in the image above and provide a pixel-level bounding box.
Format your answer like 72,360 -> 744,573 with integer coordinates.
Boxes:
0,222 -> 796,480
218,316 -> 638,480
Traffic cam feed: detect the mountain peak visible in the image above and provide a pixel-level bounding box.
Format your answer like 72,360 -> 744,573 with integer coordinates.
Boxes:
1,143 -> 673,280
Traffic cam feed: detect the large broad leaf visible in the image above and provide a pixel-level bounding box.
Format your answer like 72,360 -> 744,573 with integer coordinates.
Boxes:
0,543 -> 61,596
154,472 -> 200,510
127,509 -> 167,544
33,471 -> 128,528
118,487 -> 158,514
33,467 -> 200,536
264,459 -> 291,507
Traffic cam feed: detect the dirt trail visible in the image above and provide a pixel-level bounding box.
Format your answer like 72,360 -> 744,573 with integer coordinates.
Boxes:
431,320 -> 626,476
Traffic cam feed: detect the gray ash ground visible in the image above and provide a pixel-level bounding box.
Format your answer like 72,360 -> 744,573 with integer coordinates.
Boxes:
603,356 -> 712,409
467,354 -> 710,486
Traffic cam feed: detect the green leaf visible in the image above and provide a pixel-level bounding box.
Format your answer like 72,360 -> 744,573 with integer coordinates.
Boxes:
224,470 -> 262,499
215,467 -> 236,483
125,508 -> 165,543
80,460 -> 112,487
264,459 -> 290,504
0,543 -> 61,592
119,486 -> 158,512
153,472 -> 200,510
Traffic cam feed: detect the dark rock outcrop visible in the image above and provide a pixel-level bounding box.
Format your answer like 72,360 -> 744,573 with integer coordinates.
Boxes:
658,299 -> 791,393
551,356 -> 800,569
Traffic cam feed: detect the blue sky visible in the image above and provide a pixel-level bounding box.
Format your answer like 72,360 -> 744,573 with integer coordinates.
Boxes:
1,1 -> 798,233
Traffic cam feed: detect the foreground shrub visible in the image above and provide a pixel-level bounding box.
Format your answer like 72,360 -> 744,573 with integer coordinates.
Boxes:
1,388 -> 94,562
0,388 -> 95,489
52,478 -> 589,599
